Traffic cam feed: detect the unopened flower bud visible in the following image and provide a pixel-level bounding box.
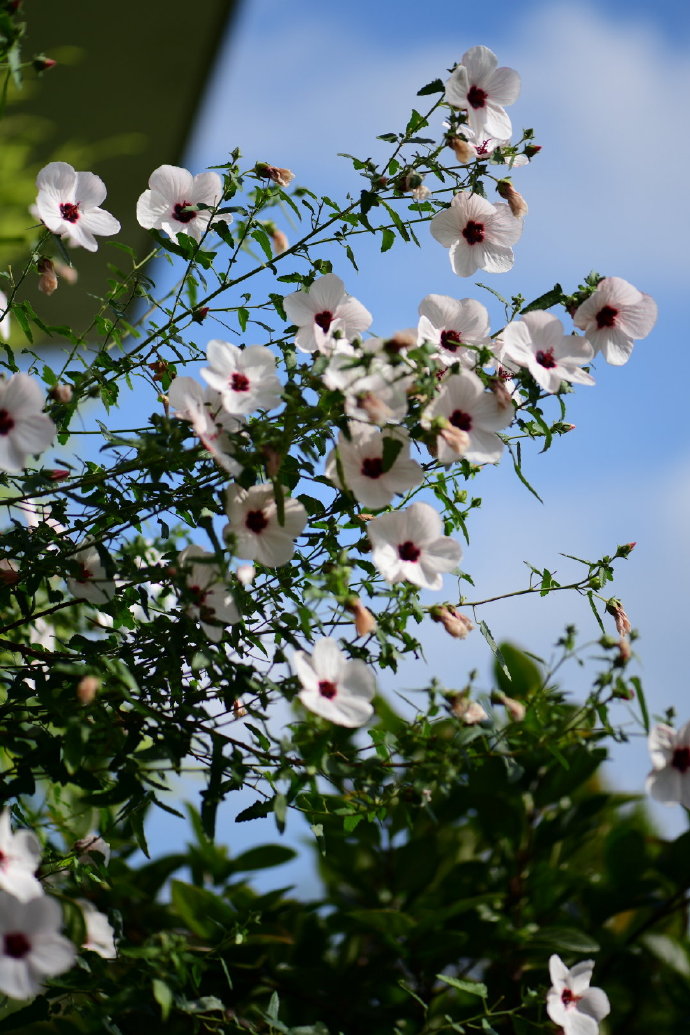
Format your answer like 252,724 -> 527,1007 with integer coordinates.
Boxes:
49,383 -> 73,404
192,307 -> 209,324
255,163 -> 295,187
236,564 -> 255,586
524,144 -> 542,159
270,228 -> 289,254
492,691 -> 526,722
357,391 -> 394,425
606,598 -> 631,637
53,260 -> 78,285
263,445 -> 282,477
615,542 -> 636,558
449,136 -> 475,164
346,596 -> 377,637
49,469 -> 71,481
490,378 -> 514,412
33,55 -> 57,73
449,694 -> 487,724
439,424 -> 470,458
37,258 -> 58,295
0,559 -> 19,586
77,675 -> 100,705
496,180 -> 528,219
430,604 -> 473,639
233,697 -> 248,719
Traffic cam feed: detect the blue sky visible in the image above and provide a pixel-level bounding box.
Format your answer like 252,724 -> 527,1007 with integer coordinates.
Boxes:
135,0 -> 690,868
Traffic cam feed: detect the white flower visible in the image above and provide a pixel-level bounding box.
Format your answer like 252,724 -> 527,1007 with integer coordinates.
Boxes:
74,833 -> 111,866
573,276 -> 657,366
367,502 -> 462,591
35,162 -> 120,252
0,373 -> 56,472
323,343 -> 413,425
444,46 -> 521,140
449,124 -> 529,167
417,294 -> 493,369
292,637 -> 376,727
0,290 -> 10,342
224,484 -> 307,567
283,273 -> 372,354
0,892 -> 76,1000
136,164 -> 229,242
422,371 -> 513,464
325,424 -> 423,509
546,954 -> 610,1035
167,376 -> 245,475
235,564 -> 255,586
179,544 -> 239,642
201,341 -> 282,416
646,721 -> 690,808
430,192 -> 523,277
79,901 -> 117,959
66,545 -> 116,606
0,810 -> 42,903
497,311 -> 595,393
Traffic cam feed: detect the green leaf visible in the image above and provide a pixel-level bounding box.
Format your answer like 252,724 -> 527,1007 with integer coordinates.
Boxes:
417,78 -> 444,96
233,844 -> 296,871
437,974 -> 488,998
479,620 -> 510,681
152,979 -> 173,1021
521,284 -> 564,314
531,926 -> 600,954
494,642 -> 542,698
380,227 -> 395,253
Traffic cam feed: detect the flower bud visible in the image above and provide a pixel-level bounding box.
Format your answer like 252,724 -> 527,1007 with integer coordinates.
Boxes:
615,542 -> 636,558
192,307 -> 209,324
449,694 -> 487,724
430,605 -> 473,639
49,469 -> 71,481
439,424 -> 470,458
263,445 -> 282,477
77,675 -> 100,705
357,391 -> 394,425
254,163 -> 295,187
233,697 -> 248,719
496,180 -> 528,219
492,691 -> 526,722
0,559 -> 19,586
524,144 -> 542,159
606,598 -> 632,637
53,260 -> 78,286
49,383 -> 73,404
33,55 -> 57,73
449,136 -> 475,164
37,258 -> 58,295
346,596 -> 377,637
270,228 -> 289,254
148,359 -> 169,381
236,564 -> 255,586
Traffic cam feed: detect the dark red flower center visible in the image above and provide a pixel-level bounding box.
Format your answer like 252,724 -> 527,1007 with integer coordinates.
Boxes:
596,305 -> 618,329
441,330 -> 463,353
188,584 -> 208,606
173,200 -> 196,223
0,409 -> 14,436
467,85 -> 488,109
361,457 -> 383,479
76,564 -> 93,584
230,372 -> 250,392
318,679 -> 337,699
4,931 -> 30,958
245,509 -> 268,534
475,139 -> 491,155
450,409 -> 472,432
314,311 -> 333,333
672,746 -> 690,773
561,988 -> 581,1008
536,349 -> 557,369
59,202 -> 80,223
398,540 -> 420,562
462,220 -> 485,245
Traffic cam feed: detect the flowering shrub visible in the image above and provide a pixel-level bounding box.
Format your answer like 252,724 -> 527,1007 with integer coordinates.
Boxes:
0,15 -> 684,1034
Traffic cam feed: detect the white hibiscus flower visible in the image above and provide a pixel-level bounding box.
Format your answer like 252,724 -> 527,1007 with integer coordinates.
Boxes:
430,192 -> 523,277
283,273 -> 372,354
136,165 -> 229,242
0,374 -> 56,473
444,46 -> 521,140
35,162 -> 120,252
201,341 -> 282,416
573,276 -> 657,366
292,637 -> 376,727
367,502 -> 462,591
224,484 -> 307,567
